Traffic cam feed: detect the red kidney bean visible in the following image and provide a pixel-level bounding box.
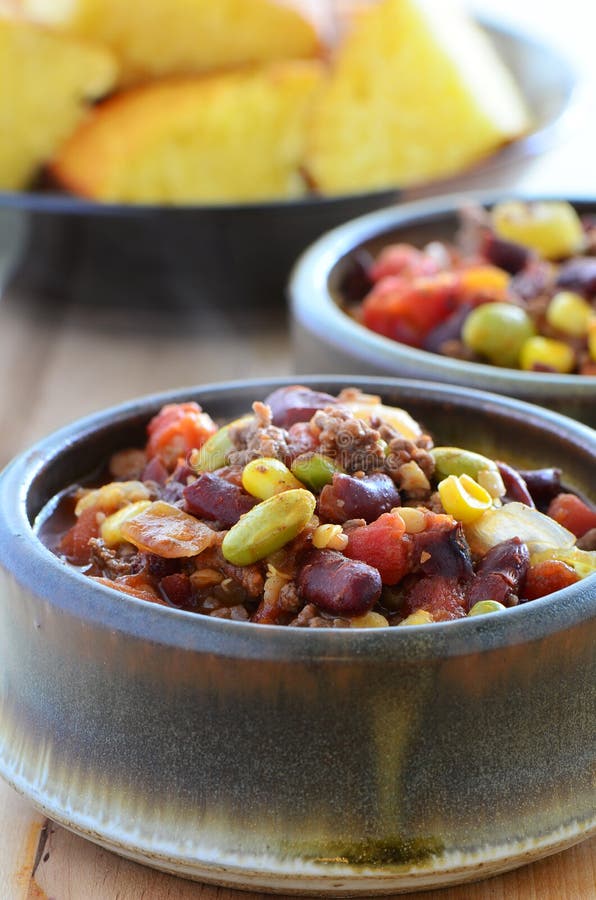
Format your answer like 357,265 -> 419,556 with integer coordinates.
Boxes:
285,422 -> 319,461
145,553 -> 180,579
319,473 -> 401,524
482,231 -> 531,274
265,386 -> 338,428
423,304 -> 473,353
496,461 -> 535,507
183,473 -> 256,527
466,537 -> 529,609
159,573 -> 192,607
556,257 -> 596,297
339,248 -> 375,303
161,459 -> 197,504
410,524 -> 473,579
297,550 -> 382,616
510,260 -> 554,301
141,455 -> 169,485
577,527 -> 596,551
517,467 -> 562,509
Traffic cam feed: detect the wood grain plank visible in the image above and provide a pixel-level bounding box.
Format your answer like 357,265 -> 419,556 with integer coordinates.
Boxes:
0,782 -> 46,900
20,801 -> 594,900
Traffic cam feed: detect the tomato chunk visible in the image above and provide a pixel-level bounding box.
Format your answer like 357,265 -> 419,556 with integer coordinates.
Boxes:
523,559 -> 580,600
547,493 -> 596,538
370,243 -> 441,281
361,273 -> 460,347
60,507 -> 100,565
345,512 -> 409,584
405,575 -> 467,621
146,402 -> 217,469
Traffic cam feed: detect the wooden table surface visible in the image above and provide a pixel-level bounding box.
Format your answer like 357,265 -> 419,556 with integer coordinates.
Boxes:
1,1 -> 595,898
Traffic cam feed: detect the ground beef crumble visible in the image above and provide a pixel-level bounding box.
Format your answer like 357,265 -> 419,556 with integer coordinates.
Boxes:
311,406 -> 386,474
227,401 -> 292,466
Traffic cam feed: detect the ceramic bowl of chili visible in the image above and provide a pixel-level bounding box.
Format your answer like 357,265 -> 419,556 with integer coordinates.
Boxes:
0,376 -> 594,895
289,193 -> 596,427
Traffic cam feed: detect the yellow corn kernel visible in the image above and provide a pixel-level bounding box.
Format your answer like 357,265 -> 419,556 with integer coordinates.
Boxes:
519,336 -> 575,374
350,611 -> 389,628
468,600 -> 507,616
398,609 -> 434,626
588,320 -> 596,363
477,468 -> 506,499
190,568 -> 224,589
100,500 -> 152,547
546,291 -> 593,337
312,523 -> 348,551
75,480 -> 152,516
396,506 -> 427,533
460,265 -> 510,300
492,200 -> 585,260
438,474 -> 492,524
241,457 -> 304,500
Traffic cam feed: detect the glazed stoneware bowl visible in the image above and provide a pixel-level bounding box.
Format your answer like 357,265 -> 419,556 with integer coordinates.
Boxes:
289,194 -> 596,428
0,376 -> 594,896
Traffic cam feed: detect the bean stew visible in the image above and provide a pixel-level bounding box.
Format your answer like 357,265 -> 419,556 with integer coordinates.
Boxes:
40,386 -> 596,627
350,200 -> 596,376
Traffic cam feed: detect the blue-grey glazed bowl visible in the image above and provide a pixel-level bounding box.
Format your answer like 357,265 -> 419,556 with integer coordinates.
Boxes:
289,194 -> 596,428
0,376 -> 594,895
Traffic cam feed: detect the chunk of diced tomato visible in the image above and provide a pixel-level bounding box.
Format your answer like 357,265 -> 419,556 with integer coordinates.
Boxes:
146,402 -> 217,469
59,506 -> 100,565
370,243 -> 441,282
345,512 -> 409,584
523,559 -> 580,600
547,493 -> 596,538
361,273 -> 460,348
405,575 -> 467,621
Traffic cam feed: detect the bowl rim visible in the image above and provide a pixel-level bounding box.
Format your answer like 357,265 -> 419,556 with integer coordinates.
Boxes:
0,375 -> 594,661
289,190 -> 596,394
0,16 -> 578,216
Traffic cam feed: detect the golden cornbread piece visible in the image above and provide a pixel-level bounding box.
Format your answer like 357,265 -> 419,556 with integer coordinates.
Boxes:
306,0 -> 530,194
20,0 -> 324,85
51,63 -> 323,203
0,15 -> 117,189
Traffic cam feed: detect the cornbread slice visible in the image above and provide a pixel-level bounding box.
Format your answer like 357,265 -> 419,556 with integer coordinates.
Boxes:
51,62 -> 323,203
305,0 -> 530,194
0,15 -> 117,189
20,0 -> 324,85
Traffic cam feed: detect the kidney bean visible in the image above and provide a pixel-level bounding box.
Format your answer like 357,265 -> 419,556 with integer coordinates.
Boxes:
183,473 -> 256,527
556,257 -> 596,297
297,550 -> 382,616
482,231 -> 531,274
286,422 -> 319,461
466,537 -> 529,609
510,261 -> 554,301
144,553 -> 181,579
319,473 -> 401,524
265,386 -> 338,428
496,461 -> 535,507
517,467 -> 562,509
339,248 -> 375,303
159,573 -> 192,607
423,304 -> 473,353
410,523 -> 474,579
141,455 -> 169,485
577,527 -> 596,551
